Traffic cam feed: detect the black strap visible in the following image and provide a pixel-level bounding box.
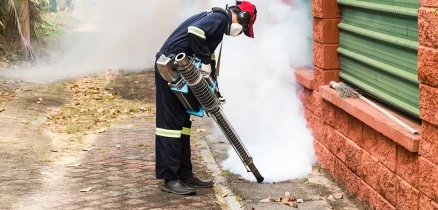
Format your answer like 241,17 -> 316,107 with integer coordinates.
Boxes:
216,41 -> 223,77
211,7 -> 228,17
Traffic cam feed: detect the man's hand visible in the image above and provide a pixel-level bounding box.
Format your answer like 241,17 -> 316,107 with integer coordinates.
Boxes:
200,63 -> 212,77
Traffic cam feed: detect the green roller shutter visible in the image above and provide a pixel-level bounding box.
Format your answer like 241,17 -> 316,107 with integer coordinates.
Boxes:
337,0 -> 420,118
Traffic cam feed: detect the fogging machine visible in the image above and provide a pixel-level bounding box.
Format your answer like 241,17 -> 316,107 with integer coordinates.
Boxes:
156,52 -> 264,183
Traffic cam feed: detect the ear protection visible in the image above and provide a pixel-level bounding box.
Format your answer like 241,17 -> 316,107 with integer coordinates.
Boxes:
234,1 -> 252,29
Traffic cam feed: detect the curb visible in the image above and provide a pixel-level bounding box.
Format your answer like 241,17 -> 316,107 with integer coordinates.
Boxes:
195,136 -> 242,210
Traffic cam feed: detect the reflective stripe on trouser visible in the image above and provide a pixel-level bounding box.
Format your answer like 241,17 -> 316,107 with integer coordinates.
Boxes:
156,128 -> 182,138
155,127 -> 190,137
182,127 -> 191,136
154,58 -> 193,181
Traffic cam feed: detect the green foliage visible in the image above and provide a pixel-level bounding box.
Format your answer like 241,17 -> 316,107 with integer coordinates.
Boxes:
0,1 -> 9,35
30,0 -> 52,39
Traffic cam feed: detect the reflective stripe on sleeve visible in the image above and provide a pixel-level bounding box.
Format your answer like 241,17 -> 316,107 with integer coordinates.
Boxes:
188,26 -> 206,39
211,53 -> 216,61
156,128 -> 182,138
181,127 -> 192,136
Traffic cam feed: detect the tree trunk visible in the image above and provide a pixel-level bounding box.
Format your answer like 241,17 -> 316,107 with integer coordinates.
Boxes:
19,0 -> 31,59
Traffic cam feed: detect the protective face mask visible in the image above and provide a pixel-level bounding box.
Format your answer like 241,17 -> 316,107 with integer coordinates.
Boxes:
229,23 -> 243,37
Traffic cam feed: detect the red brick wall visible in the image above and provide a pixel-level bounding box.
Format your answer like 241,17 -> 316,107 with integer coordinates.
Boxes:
418,1 -> 438,209
297,0 -> 438,209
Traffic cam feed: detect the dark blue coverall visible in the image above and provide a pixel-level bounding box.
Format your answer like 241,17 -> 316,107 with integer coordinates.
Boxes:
154,8 -> 231,181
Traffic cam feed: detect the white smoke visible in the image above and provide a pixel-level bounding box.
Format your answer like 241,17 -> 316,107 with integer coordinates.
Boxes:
0,0 -> 316,182
208,0 -> 316,182
1,0 -> 205,82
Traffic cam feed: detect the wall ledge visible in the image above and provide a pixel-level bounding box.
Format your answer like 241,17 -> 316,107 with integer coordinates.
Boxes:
320,85 -> 421,152
294,68 -> 314,90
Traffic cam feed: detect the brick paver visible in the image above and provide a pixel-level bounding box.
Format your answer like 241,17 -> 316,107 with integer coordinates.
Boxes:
12,115 -> 221,210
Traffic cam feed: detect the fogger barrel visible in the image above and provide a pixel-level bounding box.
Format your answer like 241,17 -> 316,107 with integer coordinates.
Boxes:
173,53 -> 264,183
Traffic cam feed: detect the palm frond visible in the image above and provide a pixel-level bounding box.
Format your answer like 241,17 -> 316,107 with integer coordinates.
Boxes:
29,0 -> 46,38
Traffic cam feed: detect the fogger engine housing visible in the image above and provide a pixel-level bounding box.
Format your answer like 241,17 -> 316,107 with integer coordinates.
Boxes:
156,53 -> 264,183
156,53 -> 222,117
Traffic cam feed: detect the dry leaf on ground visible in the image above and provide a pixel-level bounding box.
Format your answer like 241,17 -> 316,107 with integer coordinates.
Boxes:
260,197 -> 275,203
96,128 -> 106,133
67,163 -> 82,167
327,195 -> 335,201
259,192 -> 299,208
333,193 -> 343,199
80,187 -> 91,192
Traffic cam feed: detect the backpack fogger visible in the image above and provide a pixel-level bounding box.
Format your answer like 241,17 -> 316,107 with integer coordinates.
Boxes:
156,52 -> 264,183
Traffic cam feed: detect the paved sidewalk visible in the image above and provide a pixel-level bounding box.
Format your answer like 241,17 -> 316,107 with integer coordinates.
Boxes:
0,83 -> 68,210
10,116 -> 221,210
193,117 -> 366,210
0,72 -> 222,210
0,70 -> 366,210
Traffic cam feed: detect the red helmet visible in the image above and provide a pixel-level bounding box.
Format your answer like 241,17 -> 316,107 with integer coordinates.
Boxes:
235,1 -> 257,38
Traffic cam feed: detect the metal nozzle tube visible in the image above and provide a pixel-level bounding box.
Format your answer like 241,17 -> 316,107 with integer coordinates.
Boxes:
175,53 -> 190,68
173,52 -> 264,183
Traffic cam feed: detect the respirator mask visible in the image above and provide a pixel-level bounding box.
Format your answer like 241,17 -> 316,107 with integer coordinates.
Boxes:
229,23 -> 243,37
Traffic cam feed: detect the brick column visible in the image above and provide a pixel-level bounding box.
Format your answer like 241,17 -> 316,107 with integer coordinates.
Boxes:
418,1 -> 438,208
311,0 -> 341,91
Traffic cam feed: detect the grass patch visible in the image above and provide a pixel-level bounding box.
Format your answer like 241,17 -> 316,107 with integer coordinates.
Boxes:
21,114 -> 39,129
47,82 -> 67,93
221,170 -> 230,176
235,194 -> 244,204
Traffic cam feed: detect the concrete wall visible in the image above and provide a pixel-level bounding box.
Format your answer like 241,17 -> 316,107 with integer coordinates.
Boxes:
295,0 -> 438,209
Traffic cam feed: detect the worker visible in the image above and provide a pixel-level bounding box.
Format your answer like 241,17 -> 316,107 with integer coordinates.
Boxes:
154,1 -> 257,195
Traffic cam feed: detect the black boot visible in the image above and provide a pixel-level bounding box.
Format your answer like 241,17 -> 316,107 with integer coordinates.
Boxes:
161,180 -> 197,195
182,177 -> 214,188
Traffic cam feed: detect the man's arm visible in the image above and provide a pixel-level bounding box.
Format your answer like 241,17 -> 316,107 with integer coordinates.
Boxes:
187,26 -> 211,64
